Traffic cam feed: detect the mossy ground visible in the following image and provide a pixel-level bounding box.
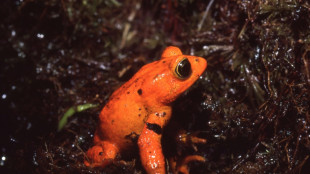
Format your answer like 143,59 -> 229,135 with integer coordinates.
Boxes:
0,0 -> 309,173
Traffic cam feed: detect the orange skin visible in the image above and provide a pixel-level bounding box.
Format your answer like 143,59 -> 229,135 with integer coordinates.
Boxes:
84,46 -> 207,174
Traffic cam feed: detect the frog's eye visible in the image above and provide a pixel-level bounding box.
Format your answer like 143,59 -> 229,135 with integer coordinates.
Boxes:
175,58 -> 192,79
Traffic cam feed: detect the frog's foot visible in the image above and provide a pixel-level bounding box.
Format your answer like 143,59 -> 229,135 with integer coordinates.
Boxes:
176,155 -> 205,174
84,141 -> 119,168
176,131 -> 207,151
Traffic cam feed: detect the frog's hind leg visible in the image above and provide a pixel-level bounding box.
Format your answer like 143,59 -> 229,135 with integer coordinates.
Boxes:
84,141 -> 119,168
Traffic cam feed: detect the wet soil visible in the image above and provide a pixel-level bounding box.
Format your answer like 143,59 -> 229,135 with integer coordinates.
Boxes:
0,0 -> 310,173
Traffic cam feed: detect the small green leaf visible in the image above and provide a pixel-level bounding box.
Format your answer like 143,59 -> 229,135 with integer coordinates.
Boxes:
57,103 -> 99,132
77,103 -> 98,112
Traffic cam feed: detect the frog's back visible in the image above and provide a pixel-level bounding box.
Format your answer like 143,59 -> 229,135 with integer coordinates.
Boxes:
95,76 -> 151,150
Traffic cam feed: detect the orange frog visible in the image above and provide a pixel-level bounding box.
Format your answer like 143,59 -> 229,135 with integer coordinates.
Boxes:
84,46 -> 207,174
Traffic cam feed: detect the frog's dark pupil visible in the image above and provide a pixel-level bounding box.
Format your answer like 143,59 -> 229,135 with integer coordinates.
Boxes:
176,58 -> 191,79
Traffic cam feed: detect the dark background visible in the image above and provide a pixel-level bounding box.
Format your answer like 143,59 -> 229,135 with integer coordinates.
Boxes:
0,0 -> 309,173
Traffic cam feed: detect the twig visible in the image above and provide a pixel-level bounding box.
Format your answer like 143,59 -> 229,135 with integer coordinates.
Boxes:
197,0 -> 215,31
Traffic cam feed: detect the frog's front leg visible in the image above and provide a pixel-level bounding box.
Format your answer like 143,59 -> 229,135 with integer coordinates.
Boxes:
138,108 -> 171,174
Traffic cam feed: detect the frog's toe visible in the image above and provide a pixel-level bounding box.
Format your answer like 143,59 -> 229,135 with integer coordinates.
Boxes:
177,155 -> 205,174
